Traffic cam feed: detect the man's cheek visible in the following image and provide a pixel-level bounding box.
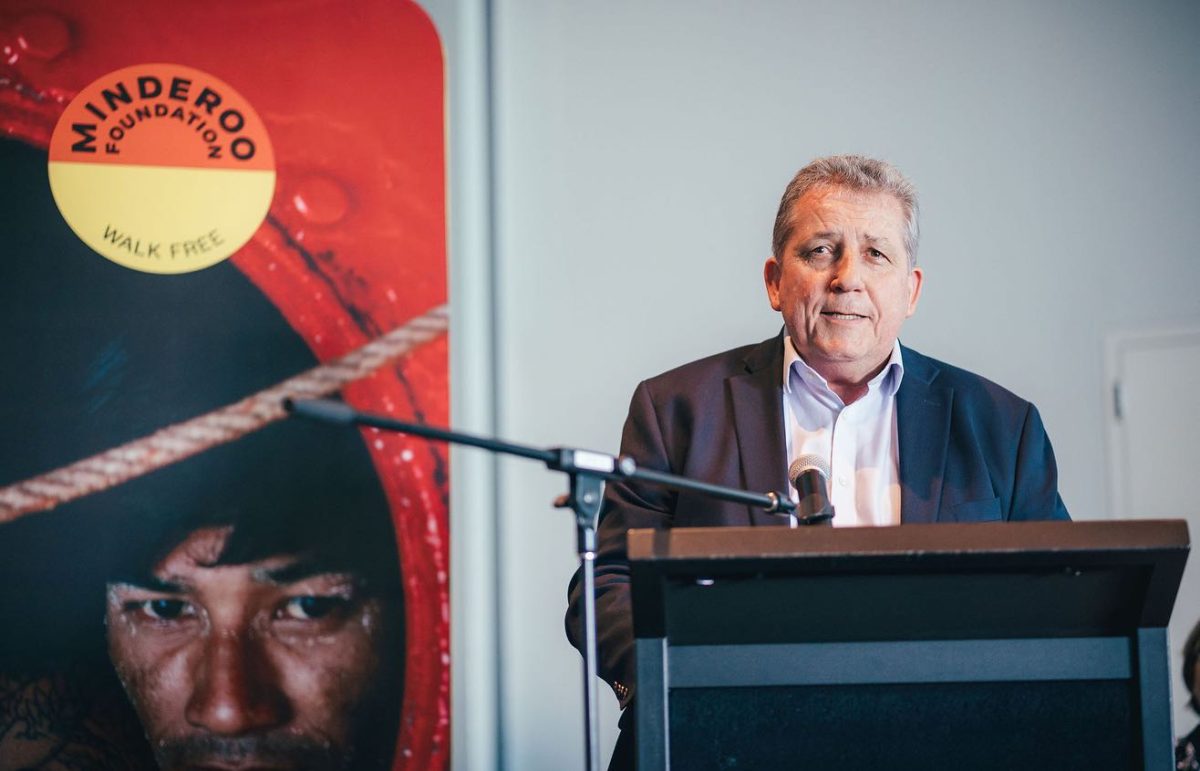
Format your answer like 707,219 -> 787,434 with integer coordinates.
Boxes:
272,634 -> 381,736
109,635 -> 194,735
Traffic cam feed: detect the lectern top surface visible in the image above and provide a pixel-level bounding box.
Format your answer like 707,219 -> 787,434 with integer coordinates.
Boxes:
627,520 -> 1188,565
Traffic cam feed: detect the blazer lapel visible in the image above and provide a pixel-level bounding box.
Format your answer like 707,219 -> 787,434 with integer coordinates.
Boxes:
897,345 -> 952,524
728,335 -> 790,526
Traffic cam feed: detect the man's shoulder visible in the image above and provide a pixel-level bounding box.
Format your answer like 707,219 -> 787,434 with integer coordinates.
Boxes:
638,336 -> 779,399
902,345 -> 1034,412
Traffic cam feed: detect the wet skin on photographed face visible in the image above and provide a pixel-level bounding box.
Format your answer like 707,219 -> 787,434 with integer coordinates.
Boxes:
105,527 -> 392,771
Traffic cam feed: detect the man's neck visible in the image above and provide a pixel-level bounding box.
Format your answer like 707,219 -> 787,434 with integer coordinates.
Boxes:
787,341 -> 895,406
824,359 -> 891,404
827,378 -> 871,405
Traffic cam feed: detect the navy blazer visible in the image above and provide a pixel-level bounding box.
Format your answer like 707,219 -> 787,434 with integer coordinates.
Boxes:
566,334 -> 1070,704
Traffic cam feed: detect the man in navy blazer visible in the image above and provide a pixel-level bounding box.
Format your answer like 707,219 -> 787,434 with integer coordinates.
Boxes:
566,155 -> 1070,767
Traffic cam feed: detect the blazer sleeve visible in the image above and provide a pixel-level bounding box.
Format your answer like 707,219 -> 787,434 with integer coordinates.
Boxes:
1008,402 -> 1071,521
564,379 -> 676,708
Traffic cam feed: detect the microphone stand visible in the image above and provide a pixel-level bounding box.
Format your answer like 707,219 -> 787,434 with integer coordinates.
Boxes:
284,398 -> 799,771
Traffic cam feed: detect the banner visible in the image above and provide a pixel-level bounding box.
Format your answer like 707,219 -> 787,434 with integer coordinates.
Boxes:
0,2 -> 448,769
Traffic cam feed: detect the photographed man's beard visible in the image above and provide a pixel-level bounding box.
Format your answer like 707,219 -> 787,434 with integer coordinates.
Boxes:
151,733 -> 351,771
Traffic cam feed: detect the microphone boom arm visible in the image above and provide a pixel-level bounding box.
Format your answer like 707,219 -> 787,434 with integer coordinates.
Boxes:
284,397 -> 797,515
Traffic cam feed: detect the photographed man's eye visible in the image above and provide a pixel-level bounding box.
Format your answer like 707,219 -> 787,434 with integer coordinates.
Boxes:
281,595 -> 351,621
125,598 -> 192,621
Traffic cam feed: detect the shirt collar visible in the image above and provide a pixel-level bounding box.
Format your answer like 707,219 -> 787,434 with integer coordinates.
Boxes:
782,337 -> 905,400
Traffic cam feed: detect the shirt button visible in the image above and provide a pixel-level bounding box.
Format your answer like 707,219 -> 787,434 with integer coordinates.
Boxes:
838,475 -> 849,487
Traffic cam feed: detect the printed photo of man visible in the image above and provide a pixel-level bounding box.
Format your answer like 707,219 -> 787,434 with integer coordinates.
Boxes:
0,137 -> 408,771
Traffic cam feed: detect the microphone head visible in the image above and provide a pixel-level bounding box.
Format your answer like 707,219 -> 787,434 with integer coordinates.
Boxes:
789,454 -> 831,483
788,454 -> 836,524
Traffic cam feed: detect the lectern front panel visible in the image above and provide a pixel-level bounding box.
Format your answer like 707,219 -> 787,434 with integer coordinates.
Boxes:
668,680 -> 1136,771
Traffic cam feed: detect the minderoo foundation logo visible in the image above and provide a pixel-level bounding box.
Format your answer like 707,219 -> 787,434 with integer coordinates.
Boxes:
48,63 -> 275,274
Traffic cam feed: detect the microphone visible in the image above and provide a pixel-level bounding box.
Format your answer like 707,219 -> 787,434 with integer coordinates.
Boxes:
788,454 -> 835,525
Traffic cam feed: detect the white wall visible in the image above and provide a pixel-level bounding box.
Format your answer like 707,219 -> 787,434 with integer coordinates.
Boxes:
438,0 -> 1200,767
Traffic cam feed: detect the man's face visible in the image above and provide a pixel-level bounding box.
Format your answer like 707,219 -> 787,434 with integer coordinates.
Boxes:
764,185 -> 923,388
106,527 -> 393,771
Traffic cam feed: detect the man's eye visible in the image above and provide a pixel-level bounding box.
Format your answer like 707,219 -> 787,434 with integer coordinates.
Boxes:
868,248 -> 889,261
280,596 -> 350,621
126,599 -> 192,621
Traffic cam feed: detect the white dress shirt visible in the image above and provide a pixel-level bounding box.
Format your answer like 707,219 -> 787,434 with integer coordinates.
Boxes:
781,336 -> 904,527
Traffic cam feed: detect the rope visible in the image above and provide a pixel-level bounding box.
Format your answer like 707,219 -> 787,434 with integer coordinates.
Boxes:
0,304 -> 449,524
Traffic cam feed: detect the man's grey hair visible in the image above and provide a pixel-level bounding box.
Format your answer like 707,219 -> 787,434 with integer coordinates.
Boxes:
771,154 -> 920,268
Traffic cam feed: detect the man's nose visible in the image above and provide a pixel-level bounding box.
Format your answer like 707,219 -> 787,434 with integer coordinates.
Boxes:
184,630 -> 290,735
830,254 -> 865,291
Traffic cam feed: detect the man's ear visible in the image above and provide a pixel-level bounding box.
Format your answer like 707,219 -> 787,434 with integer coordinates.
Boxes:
763,256 -> 782,312
905,266 -> 924,317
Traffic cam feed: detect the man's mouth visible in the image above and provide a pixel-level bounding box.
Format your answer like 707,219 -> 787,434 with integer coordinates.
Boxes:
821,311 -> 868,320
179,757 -> 295,771
156,734 -> 341,771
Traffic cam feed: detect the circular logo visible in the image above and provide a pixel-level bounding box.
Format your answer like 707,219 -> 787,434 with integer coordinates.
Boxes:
48,63 -> 275,274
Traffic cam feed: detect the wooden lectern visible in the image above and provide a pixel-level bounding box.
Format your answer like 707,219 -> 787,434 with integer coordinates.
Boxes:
629,520 -> 1189,770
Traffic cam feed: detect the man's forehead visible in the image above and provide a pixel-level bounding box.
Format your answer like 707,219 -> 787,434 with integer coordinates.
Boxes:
792,185 -> 905,228
156,526 -> 235,572
787,184 -> 902,241
802,183 -> 901,205
148,526 -> 345,586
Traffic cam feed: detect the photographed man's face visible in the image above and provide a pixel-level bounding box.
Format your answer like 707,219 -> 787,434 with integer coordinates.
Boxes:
105,526 -> 392,771
764,185 -> 923,387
